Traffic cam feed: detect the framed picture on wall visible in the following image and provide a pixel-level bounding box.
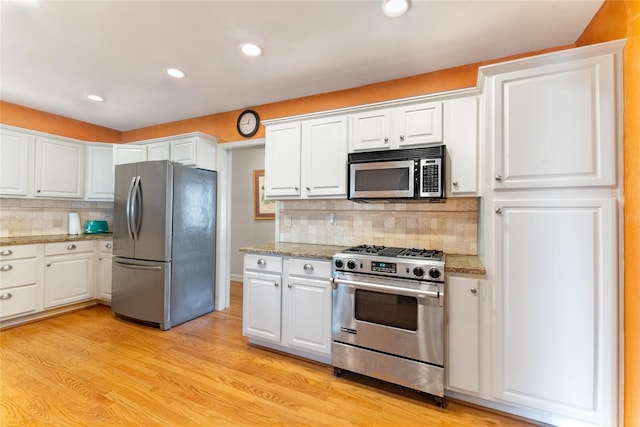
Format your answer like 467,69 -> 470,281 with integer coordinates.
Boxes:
253,169 -> 275,220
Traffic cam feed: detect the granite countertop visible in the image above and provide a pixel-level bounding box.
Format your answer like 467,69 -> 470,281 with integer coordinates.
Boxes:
0,233 -> 113,246
239,243 -> 486,276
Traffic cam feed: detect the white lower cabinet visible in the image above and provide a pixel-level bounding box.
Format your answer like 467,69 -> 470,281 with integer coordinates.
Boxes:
242,253 -> 332,363
96,240 -> 113,301
446,274 -> 481,395
44,241 -> 94,308
0,244 -> 42,320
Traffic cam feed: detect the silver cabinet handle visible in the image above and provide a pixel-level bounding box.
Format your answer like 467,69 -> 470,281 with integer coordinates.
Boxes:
0,265 -> 13,272
106,243 -> 112,249
303,263 -> 313,272
46,263 -> 51,267
294,186 -> 299,191
288,283 -> 292,288
306,187 -> 310,191
495,208 -> 503,214
99,258 -> 103,261
0,249 -> 12,256
495,175 -> 503,181
399,135 -> 404,142
274,282 -> 279,287
36,189 -> 41,193
470,288 -> 478,294
257,259 -> 266,267
383,137 -> 389,144
67,244 -> 77,250
0,293 -> 12,300
452,181 -> 459,187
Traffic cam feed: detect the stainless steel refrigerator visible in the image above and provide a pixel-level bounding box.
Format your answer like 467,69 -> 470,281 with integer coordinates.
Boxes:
111,160 -> 217,330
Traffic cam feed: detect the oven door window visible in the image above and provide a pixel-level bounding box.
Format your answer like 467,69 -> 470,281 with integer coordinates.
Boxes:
354,289 -> 417,331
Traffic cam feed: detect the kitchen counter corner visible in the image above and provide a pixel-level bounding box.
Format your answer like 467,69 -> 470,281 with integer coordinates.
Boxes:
444,254 -> 486,276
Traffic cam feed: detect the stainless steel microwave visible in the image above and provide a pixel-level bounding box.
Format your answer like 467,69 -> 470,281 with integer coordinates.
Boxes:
348,146 -> 446,201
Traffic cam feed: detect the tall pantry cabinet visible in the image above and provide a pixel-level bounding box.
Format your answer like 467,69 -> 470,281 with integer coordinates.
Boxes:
476,41 -> 623,427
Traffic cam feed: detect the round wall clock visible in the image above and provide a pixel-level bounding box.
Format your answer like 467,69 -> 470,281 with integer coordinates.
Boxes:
237,109 -> 260,138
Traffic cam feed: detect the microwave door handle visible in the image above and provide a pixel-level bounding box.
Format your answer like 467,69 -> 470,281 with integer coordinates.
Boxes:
332,277 -> 441,299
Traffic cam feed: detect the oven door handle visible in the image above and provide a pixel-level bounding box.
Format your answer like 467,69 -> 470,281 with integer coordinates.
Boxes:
331,277 -> 442,300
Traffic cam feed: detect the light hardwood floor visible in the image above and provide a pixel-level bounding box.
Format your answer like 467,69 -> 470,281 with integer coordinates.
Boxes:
0,282 -> 537,426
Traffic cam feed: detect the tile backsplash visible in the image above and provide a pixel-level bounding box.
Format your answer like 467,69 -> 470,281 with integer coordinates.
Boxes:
278,197 -> 478,255
0,198 -> 113,237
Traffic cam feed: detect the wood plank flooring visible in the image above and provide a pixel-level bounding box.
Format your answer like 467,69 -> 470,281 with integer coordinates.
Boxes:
0,282 -> 537,426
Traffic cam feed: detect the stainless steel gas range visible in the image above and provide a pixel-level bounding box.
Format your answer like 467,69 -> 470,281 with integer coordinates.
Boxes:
331,244 -> 445,402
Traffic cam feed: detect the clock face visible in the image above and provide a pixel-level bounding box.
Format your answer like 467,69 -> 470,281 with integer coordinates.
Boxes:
237,110 -> 259,137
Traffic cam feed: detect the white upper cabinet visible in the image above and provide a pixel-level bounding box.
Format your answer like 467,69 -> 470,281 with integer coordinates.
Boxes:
85,143 -> 114,200
0,128 -> 33,197
265,122 -> 302,198
302,116 -> 348,198
113,144 -> 147,165
444,96 -> 479,196
34,136 -> 84,198
350,101 -> 443,151
488,53 -> 616,190
147,142 -> 170,161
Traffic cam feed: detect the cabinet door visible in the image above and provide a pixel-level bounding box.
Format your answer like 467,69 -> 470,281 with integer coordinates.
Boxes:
444,96 -> 478,195
34,137 -> 84,198
86,144 -> 114,200
265,123 -> 301,198
302,117 -> 347,198
44,253 -> 94,308
171,138 -> 197,166
350,109 -> 391,151
0,128 -> 32,197
446,275 -> 480,394
492,199 -> 617,425
283,275 -> 332,355
395,102 -> 443,147
113,145 -> 147,165
147,142 -> 170,161
242,271 -> 282,342
492,54 -> 615,190
97,255 -> 112,300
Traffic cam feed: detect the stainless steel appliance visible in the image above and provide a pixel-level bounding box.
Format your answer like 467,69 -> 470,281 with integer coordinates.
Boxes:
331,244 -> 445,401
112,160 -> 217,330
348,146 -> 446,201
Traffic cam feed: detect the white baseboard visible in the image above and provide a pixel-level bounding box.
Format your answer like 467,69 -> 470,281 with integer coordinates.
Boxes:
230,273 -> 243,283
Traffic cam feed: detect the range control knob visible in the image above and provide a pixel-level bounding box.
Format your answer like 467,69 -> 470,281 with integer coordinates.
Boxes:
334,259 -> 344,269
413,266 -> 425,277
347,260 -> 357,270
428,267 -> 441,280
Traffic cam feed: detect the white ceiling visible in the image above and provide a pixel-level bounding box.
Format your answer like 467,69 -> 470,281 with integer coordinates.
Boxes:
0,0 -> 603,132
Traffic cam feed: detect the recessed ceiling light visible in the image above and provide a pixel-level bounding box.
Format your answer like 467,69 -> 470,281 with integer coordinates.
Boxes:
87,94 -> 104,102
240,43 -> 262,57
166,68 -> 186,79
382,0 -> 409,18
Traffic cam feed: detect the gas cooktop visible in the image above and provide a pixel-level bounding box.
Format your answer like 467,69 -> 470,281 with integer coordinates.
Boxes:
342,244 -> 444,261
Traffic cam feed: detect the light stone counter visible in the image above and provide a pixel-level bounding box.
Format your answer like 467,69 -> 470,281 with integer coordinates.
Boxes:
0,233 -> 112,246
239,242 -> 486,275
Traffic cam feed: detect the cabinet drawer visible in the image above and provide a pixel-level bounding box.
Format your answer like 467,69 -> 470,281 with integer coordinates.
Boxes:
244,254 -> 282,273
0,258 -> 38,289
0,284 -> 38,319
0,244 -> 37,260
45,240 -> 94,256
99,240 -> 113,253
288,258 -> 331,278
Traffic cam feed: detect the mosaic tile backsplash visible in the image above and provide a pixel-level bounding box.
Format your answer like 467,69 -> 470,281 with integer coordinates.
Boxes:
0,198 -> 114,237
278,198 -> 479,255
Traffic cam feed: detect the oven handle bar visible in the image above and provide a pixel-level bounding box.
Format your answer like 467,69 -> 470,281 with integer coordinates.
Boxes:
331,277 -> 442,300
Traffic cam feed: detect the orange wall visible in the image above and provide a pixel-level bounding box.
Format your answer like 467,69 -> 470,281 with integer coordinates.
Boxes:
0,101 -> 121,143
578,1 -> 640,426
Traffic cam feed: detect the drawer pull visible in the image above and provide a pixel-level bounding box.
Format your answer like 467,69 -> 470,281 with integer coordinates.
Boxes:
0,249 -> 13,256
46,263 -> 51,267
257,259 -> 266,267
470,288 -> 478,294
106,243 -> 112,249
0,265 -> 13,272
67,244 -> 77,250
0,293 -> 12,300
303,263 -> 314,272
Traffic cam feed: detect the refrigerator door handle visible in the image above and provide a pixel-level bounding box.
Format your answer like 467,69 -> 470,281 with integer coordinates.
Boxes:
125,176 -> 136,240
131,176 -> 142,241
114,260 -> 163,271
